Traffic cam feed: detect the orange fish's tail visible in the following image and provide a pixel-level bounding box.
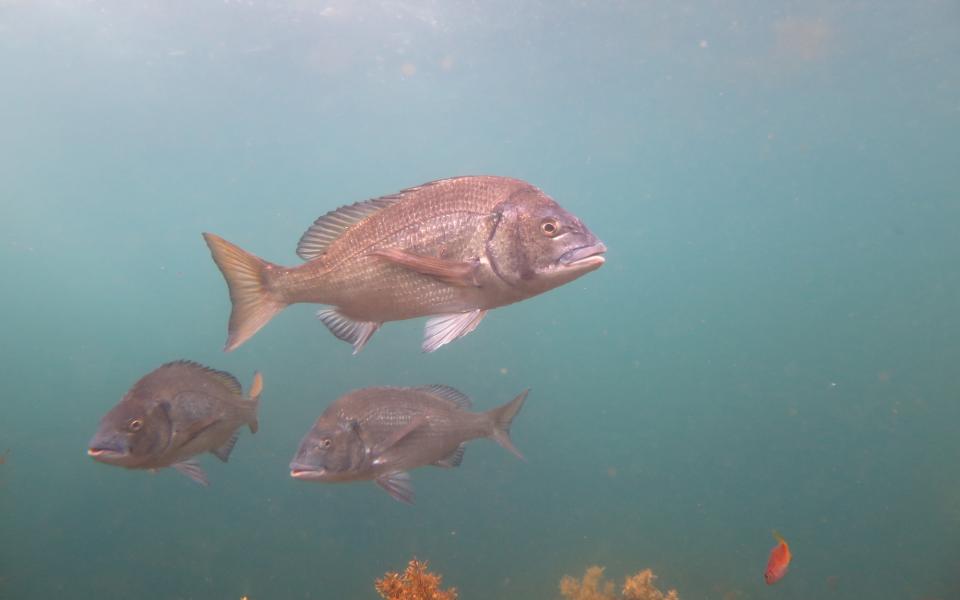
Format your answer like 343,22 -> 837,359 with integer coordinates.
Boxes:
203,233 -> 287,352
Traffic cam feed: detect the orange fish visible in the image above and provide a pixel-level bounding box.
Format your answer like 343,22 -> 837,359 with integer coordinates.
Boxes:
764,531 -> 791,584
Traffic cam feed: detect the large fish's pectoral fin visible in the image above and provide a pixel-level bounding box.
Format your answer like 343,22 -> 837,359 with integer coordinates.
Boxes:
316,308 -> 381,354
370,248 -> 481,287
375,471 -> 415,504
370,415 -> 427,459
172,460 -> 209,486
433,443 -> 466,468
210,433 -> 239,463
422,309 -> 488,353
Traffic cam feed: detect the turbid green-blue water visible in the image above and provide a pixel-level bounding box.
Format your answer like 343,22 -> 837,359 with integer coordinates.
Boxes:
1,2 -> 958,599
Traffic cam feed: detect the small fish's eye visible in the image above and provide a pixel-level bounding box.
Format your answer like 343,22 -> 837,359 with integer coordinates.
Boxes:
128,418 -> 143,432
540,218 -> 560,237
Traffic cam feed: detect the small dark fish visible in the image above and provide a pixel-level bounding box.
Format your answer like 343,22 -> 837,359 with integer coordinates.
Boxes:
290,385 -> 528,503
87,361 -> 263,486
204,176 -> 606,353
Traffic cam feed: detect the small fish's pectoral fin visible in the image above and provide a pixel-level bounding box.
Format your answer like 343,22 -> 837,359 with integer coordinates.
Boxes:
433,443 -> 466,468
375,472 -> 415,504
370,415 -> 427,458
371,248 -> 480,287
172,460 -> 209,486
316,308 -> 380,354
422,309 -> 487,353
211,433 -> 239,463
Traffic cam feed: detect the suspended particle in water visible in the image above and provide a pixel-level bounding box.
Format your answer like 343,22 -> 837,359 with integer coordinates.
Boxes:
400,62 -> 417,77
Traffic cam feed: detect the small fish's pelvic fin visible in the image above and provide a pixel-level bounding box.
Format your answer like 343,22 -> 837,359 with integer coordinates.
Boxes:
297,196 -> 400,261
247,371 -> 264,434
422,309 -> 487,353
202,233 -> 287,352
486,389 -> 530,461
370,248 -> 481,287
416,385 -> 472,409
316,308 -> 380,354
375,471 -> 415,504
172,460 -> 209,486
211,433 -> 239,463
434,443 -> 466,468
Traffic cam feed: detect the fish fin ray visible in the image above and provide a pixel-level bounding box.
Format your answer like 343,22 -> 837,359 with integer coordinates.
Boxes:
433,443 -> 466,468
415,385 -> 472,409
202,233 -> 286,352
296,197 -> 399,260
211,433 -> 239,463
370,248 -> 480,287
375,472 -> 414,504
160,360 -> 242,395
370,415 -> 427,457
316,308 -> 380,354
422,310 -> 487,353
247,371 -> 263,433
172,460 -> 209,486
486,389 -> 529,461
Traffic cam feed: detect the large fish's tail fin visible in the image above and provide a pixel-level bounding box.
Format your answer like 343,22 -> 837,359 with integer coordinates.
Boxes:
246,371 -> 264,434
203,233 -> 287,352
486,389 -> 529,461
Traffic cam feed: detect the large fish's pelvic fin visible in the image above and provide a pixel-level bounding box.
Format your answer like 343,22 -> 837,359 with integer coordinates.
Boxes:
422,309 -> 487,353
486,389 -> 529,461
316,308 -> 381,354
247,371 -> 264,434
202,233 -> 287,352
375,471 -> 415,504
172,459 -> 209,486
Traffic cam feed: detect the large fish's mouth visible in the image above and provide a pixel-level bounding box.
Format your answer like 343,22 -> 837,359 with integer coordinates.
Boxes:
87,447 -> 127,462
559,242 -> 607,269
290,464 -> 326,480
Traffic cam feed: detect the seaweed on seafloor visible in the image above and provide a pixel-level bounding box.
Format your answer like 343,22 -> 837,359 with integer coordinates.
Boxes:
375,558 -> 458,600
560,565 -> 680,600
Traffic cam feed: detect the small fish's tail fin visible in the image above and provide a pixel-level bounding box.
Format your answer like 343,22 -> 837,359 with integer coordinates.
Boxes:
203,233 -> 287,352
246,371 -> 264,434
486,389 -> 529,461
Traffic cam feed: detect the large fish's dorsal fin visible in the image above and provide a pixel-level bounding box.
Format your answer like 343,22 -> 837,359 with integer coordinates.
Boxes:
295,178 -> 465,261
296,196 -> 399,261
416,385 -> 472,410
161,360 -> 242,396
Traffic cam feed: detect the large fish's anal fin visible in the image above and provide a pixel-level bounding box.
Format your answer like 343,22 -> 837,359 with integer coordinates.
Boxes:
422,309 -> 487,353
371,248 -> 481,287
370,414 -> 427,459
433,443 -> 466,468
172,460 -> 209,486
375,471 -> 415,504
316,308 -> 381,354
210,433 -> 239,463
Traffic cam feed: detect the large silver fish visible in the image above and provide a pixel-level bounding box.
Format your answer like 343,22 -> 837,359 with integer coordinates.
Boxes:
203,176 -> 606,353
289,385 -> 528,503
87,361 -> 263,486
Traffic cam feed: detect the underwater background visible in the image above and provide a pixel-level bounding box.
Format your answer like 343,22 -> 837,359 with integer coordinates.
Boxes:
1,1 -> 958,599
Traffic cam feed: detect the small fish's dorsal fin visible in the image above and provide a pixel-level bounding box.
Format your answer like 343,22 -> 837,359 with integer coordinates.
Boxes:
296,197 -> 399,261
772,530 -> 787,545
162,360 -> 242,396
417,385 -> 472,410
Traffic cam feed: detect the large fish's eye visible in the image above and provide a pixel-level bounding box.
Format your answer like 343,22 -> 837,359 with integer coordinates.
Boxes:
128,418 -> 144,432
320,438 -> 332,448
540,218 -> 560,237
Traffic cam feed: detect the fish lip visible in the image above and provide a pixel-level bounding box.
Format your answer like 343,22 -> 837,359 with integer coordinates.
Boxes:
289,465 -> 325,480
87,447 -> 125,460
559,242 -> 607,268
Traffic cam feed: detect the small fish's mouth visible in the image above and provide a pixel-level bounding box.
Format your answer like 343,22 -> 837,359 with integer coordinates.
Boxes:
559,242 -> 607,269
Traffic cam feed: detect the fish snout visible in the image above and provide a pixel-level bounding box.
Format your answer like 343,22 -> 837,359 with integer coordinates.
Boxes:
559,240 -> 607,268
289,462 -> 326,481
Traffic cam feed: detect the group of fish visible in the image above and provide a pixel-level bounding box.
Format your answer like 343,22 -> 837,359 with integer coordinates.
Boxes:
85,175 -> 792,583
